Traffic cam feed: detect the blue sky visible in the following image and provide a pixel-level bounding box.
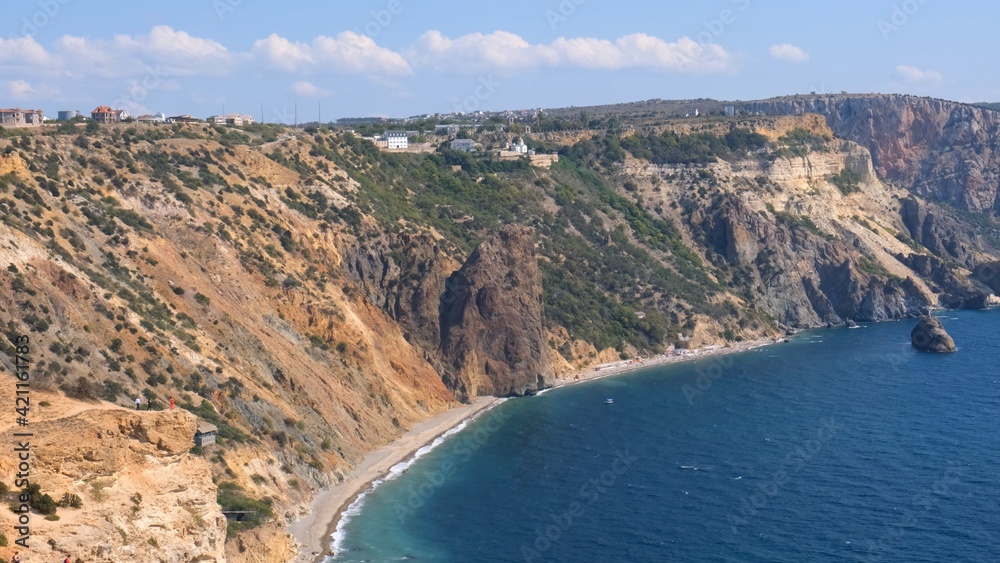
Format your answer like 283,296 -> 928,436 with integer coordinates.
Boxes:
1,0 -> 993,121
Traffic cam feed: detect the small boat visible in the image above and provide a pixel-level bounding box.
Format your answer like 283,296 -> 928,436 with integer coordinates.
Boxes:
605,398 -> 614,405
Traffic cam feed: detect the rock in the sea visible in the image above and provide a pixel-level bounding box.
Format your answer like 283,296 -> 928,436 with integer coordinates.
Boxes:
910,316 -> 957,353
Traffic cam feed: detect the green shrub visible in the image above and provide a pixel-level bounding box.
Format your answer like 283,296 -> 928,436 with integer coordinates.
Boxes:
830,167 -> 861,195
217,485 -> 273,533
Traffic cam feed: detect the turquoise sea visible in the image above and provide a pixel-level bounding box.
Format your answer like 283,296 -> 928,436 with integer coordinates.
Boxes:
330,310 -> 1000,562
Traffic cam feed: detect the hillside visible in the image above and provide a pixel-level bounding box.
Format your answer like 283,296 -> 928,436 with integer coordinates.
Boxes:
0,99 -> 999,560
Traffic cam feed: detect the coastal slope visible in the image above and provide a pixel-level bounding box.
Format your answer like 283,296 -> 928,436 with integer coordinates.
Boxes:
0,94 -> 999,560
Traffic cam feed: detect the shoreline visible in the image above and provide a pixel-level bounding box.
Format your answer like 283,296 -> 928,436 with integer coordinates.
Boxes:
551,336 -> 780,389
288,396 -> 499,563
287,335 -> 782,562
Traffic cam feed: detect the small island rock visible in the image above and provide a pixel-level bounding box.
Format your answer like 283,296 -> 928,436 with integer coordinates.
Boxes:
911,316 -> 957,353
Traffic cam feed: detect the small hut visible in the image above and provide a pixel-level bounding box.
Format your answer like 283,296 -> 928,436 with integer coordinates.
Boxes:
194,422 -> 218,447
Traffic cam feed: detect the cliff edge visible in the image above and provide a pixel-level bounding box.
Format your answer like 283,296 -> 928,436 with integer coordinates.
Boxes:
0,393 -> 226,562
440,225 -> 554,400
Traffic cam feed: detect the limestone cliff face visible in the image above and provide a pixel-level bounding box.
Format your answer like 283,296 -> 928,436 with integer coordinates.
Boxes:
439,225 -> 554,401
695,195 -> 928,326
0,404 -> 225,562
0,128 -> 457,563
899,197 -> 980,266
625,130 -> 949,327
746,94 -> 1000,214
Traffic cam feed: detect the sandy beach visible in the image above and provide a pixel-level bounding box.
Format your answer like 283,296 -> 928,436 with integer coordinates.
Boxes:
287,335 -> 781,561
552,336 -> 780,389
288,396 -> 498,562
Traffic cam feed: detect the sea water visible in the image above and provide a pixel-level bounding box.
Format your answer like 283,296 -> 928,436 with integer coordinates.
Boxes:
331,310 -> 1000,562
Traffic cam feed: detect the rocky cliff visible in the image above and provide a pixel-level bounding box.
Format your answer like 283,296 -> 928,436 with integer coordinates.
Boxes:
0,106 -> 998,561
0,396 -> 226,562
746,94 -> 1000,215
345,230 -> 457,355
621,132 -> 945,328
439,225 -> 554,400
0,127 -> 456,562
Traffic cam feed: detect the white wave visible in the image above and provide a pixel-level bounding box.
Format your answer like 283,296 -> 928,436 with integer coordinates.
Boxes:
330,488 -> 368,557
329,399 -> 509,555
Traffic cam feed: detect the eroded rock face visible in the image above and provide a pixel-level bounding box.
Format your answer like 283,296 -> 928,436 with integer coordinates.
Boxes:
973,261 -> 1000,294
346,231 -> 453,353
0,408 -> 226,562
0,151 -> 28,176
439,225 -> 554,401
899,198 -> 977,267
898,253 -> 990,310
911,316 -> 957,353
694,195 -> 930,327
748,94 -> 1000,214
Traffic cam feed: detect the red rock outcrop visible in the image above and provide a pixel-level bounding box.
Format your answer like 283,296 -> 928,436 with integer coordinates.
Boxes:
439,225 -> 554,400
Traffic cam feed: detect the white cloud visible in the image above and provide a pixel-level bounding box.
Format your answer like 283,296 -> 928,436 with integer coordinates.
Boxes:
52,26 -> 238,79
291,80 -> 331,97
0,36 -> 51,67
132,25 -> 231,62
4,79 -> 63,102
250,35 -> 314,72
896,65 -> 942,84
405,31 -> 734,73
253,32 -> 412,75
1,28 -> 734,80
0,26 -> 737,106
769,44 -> 809,63
7,79 -> 34,98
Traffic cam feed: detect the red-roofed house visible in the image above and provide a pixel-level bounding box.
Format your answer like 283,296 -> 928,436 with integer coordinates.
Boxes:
91,106 -> 130,123
0,108 -> 44,128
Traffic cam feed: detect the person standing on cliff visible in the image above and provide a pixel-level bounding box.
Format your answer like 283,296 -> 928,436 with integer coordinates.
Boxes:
135,395 -> 141,409
169,396 -> 175,410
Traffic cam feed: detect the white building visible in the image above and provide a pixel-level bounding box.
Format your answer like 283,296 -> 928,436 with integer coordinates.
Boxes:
136,112 -> 166,123
450,138 -> 477,152
435,124 -> 460,136
509,138 -> 528,154
227,113 -> 255,125
381,130 -> 408,149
